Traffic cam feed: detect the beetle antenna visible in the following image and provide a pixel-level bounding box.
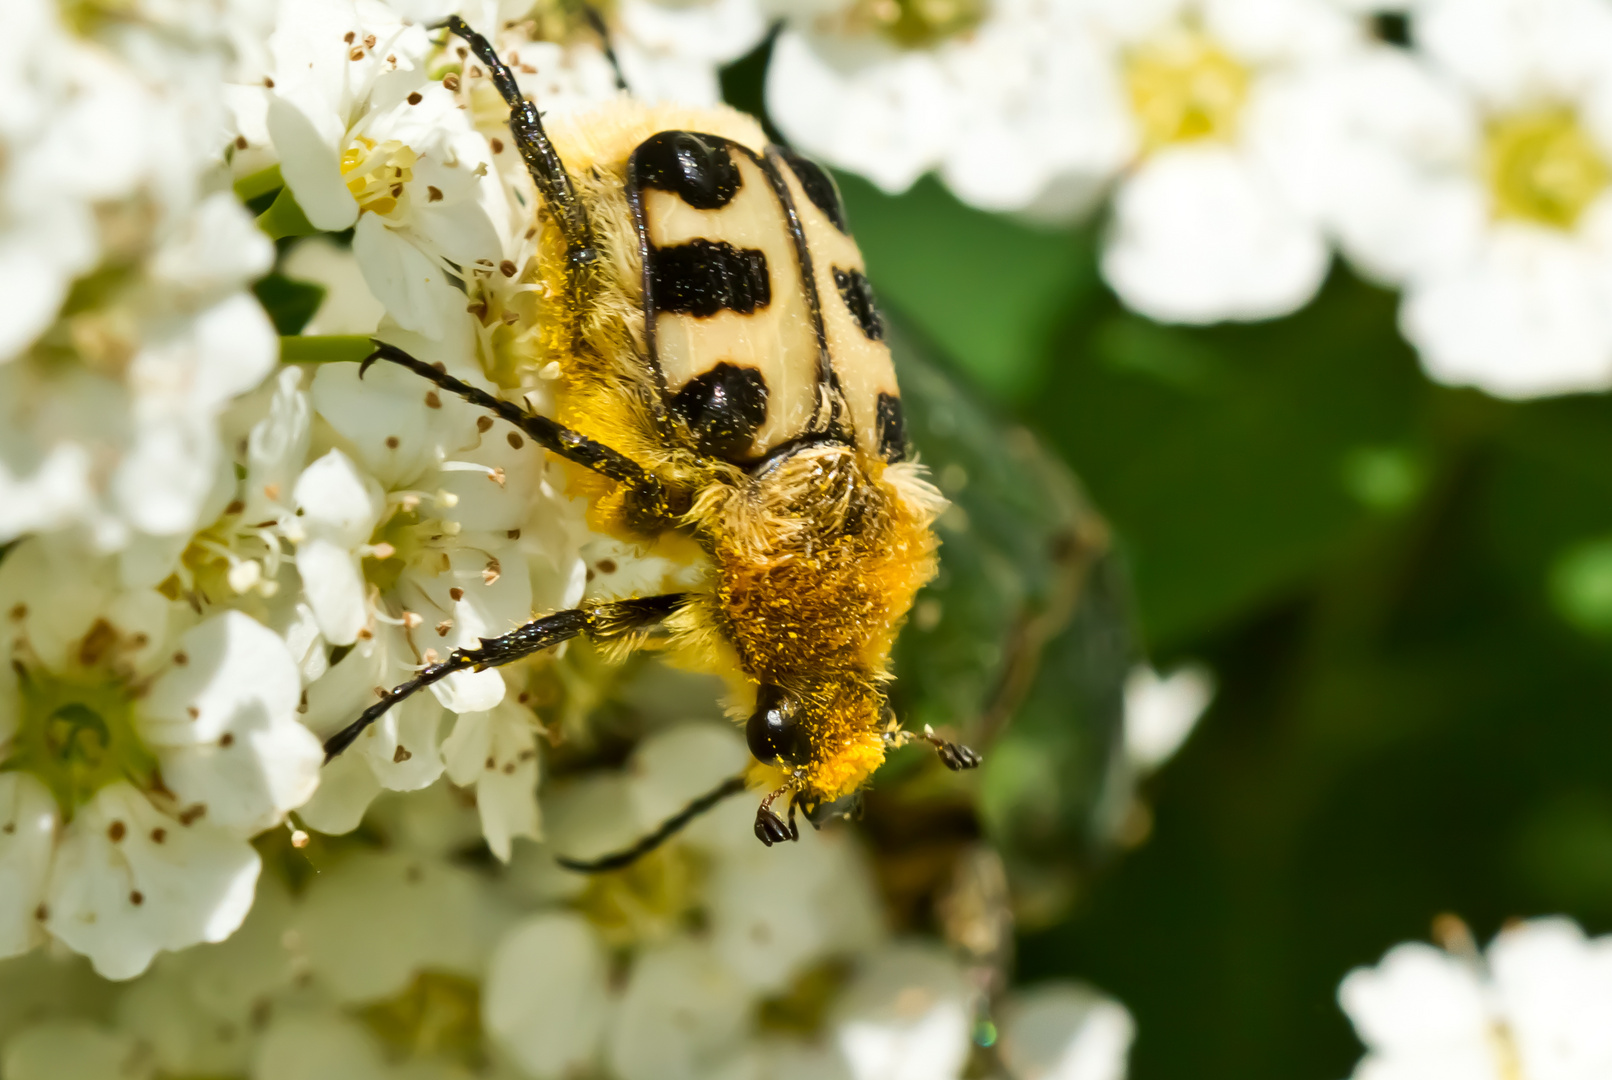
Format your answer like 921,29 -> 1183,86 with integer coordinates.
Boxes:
579,4 -> 628,92
555,772 -> 749,873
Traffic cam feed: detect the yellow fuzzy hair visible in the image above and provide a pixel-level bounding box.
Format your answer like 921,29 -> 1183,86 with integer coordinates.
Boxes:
481,99 -> 946,804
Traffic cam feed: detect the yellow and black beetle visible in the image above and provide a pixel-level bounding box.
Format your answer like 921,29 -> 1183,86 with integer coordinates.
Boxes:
323,15 -> 980,866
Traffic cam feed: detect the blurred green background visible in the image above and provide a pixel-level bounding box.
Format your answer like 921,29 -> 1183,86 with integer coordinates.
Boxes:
724,46 -> 1612,1080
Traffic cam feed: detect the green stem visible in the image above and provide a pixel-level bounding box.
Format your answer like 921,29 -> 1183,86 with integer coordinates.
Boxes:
280,335 -> 374,364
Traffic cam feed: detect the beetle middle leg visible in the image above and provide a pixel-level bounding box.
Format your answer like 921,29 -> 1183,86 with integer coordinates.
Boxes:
754,784 -> 800,846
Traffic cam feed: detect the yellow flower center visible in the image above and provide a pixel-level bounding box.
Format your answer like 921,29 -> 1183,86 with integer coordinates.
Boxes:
575,845 -> 702,948
341,136 -> 418,218
840,0 -> 986,49
363,497 -> 459,595
1486,107 -> 1610,230
1125,26 -> 1250,152
358,970 -> 485,1068
6,621 -> 158,818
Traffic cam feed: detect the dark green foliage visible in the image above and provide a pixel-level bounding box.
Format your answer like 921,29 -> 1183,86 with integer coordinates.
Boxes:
253,273 -> 326,336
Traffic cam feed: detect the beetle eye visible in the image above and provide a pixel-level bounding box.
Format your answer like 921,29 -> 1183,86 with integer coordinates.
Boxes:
746,684 -> 803,764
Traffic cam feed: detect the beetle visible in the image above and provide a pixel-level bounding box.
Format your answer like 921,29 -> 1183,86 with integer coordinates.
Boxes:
322,15 -> 980,867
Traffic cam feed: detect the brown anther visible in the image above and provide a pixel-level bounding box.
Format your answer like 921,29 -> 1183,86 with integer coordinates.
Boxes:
483,558 -> 501,585
507,432 -> 524,449
425,391 -> 442,409
393,745 -> 412,763
225,499 -> 245,515
357,627 -> 373,640
343,30 -> 355,43
456,46 -> 467,58
264,76 -> 275,88
436,620 -> 453,636
402,611 -> 423,629
130,890 -> 144,906
422,648 -> 439,664
427,186 -> 443,202
34,904 -> 47,922
298,690 -> 309,714
187,706 -> 199,719
469,65 -> 483,77
363,34 -> 376,49
596,559 -> 617,574
485,756 -> 495,769
179,804 -> 206,825
503,762 -> 515,774
386,54 -> 396,64
150,828 -> 166,844
407,91 -> 422,105
507,528 -> 521,540
449,587 -> 465,601
385,436 -> 400,449
220,733 -> 235,748
235,135 -> 248,150
349,47 -> 365,61
476,416 -> 494,433
374,686 -> 389,699
490,137 -> 504,153
263,482 -> 281,500
499,260 -> 517,277
108,821 -> 126,842
443,72 -> 461,91
390,183 -> 403,197
488,467 -> 506,487
173,651 -> 189,666
9,603 -> 25,621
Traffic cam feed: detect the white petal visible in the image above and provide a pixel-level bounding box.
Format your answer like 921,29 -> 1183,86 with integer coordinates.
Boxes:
0,774 -> 57,960
998,983 -> 1135,1080
308,353 -> 482,489
2,1022 -> 149,1080
241,367 -> 311,525
1402,225 -> 1612,398
441,701 -> 541,861
1338,942 -> 1493,1053
252,1014 -> 390,1080
484,913 -> 609,1077
1103,145 -> 1329,324
708,827 -> 884,994
267,96 -> 359,232
766,31 -> 953,195
44,783 -> 261,980
833,944 -> 973,1080
295,849 -> 497,1003
1488,918 -> 1612,1077
294,749 -> 384,835
400,544 -> 531,714
140,612 -> 320,833
608,940 -> 753,1080
294,538 -> 368,647
1123,663 -> 1215,772
150,192 -> 275,296
352,213 -> 450,339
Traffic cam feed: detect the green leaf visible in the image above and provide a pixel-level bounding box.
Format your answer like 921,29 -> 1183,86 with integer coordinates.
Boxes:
279,335 -> 374,365
234,163 -> 285,206
253,274 -> 326,336
256,185 -> 318,240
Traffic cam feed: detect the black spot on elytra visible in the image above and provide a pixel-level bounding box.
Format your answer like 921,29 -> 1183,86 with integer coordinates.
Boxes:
650,240 -> 771,318
776,147 -> 847,232
632,131 -> 742,210
833,267 -> 884,341
671,363 -> 769,461
877,393 -> 906,463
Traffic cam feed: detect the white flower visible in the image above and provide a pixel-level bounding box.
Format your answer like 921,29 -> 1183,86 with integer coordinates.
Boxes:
997,983 -> 1134,1080
832,943 -> 974,1080
0,539 -> 319,979
1339,917 -> 1612,1080
768,0 -> 1361,324
0,0 -> 279,556
1310,0 -> 1612,397
1122,663 -> 1214,773
290,357 -> 575,843
766,0 -> 1128,215
246,0 -> 506,339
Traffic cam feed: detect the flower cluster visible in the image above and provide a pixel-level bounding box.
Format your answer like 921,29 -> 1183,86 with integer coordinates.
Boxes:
0,722 -> 1135,1080
768,0 -> 1612,398
1339,916 -> 1612,1078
